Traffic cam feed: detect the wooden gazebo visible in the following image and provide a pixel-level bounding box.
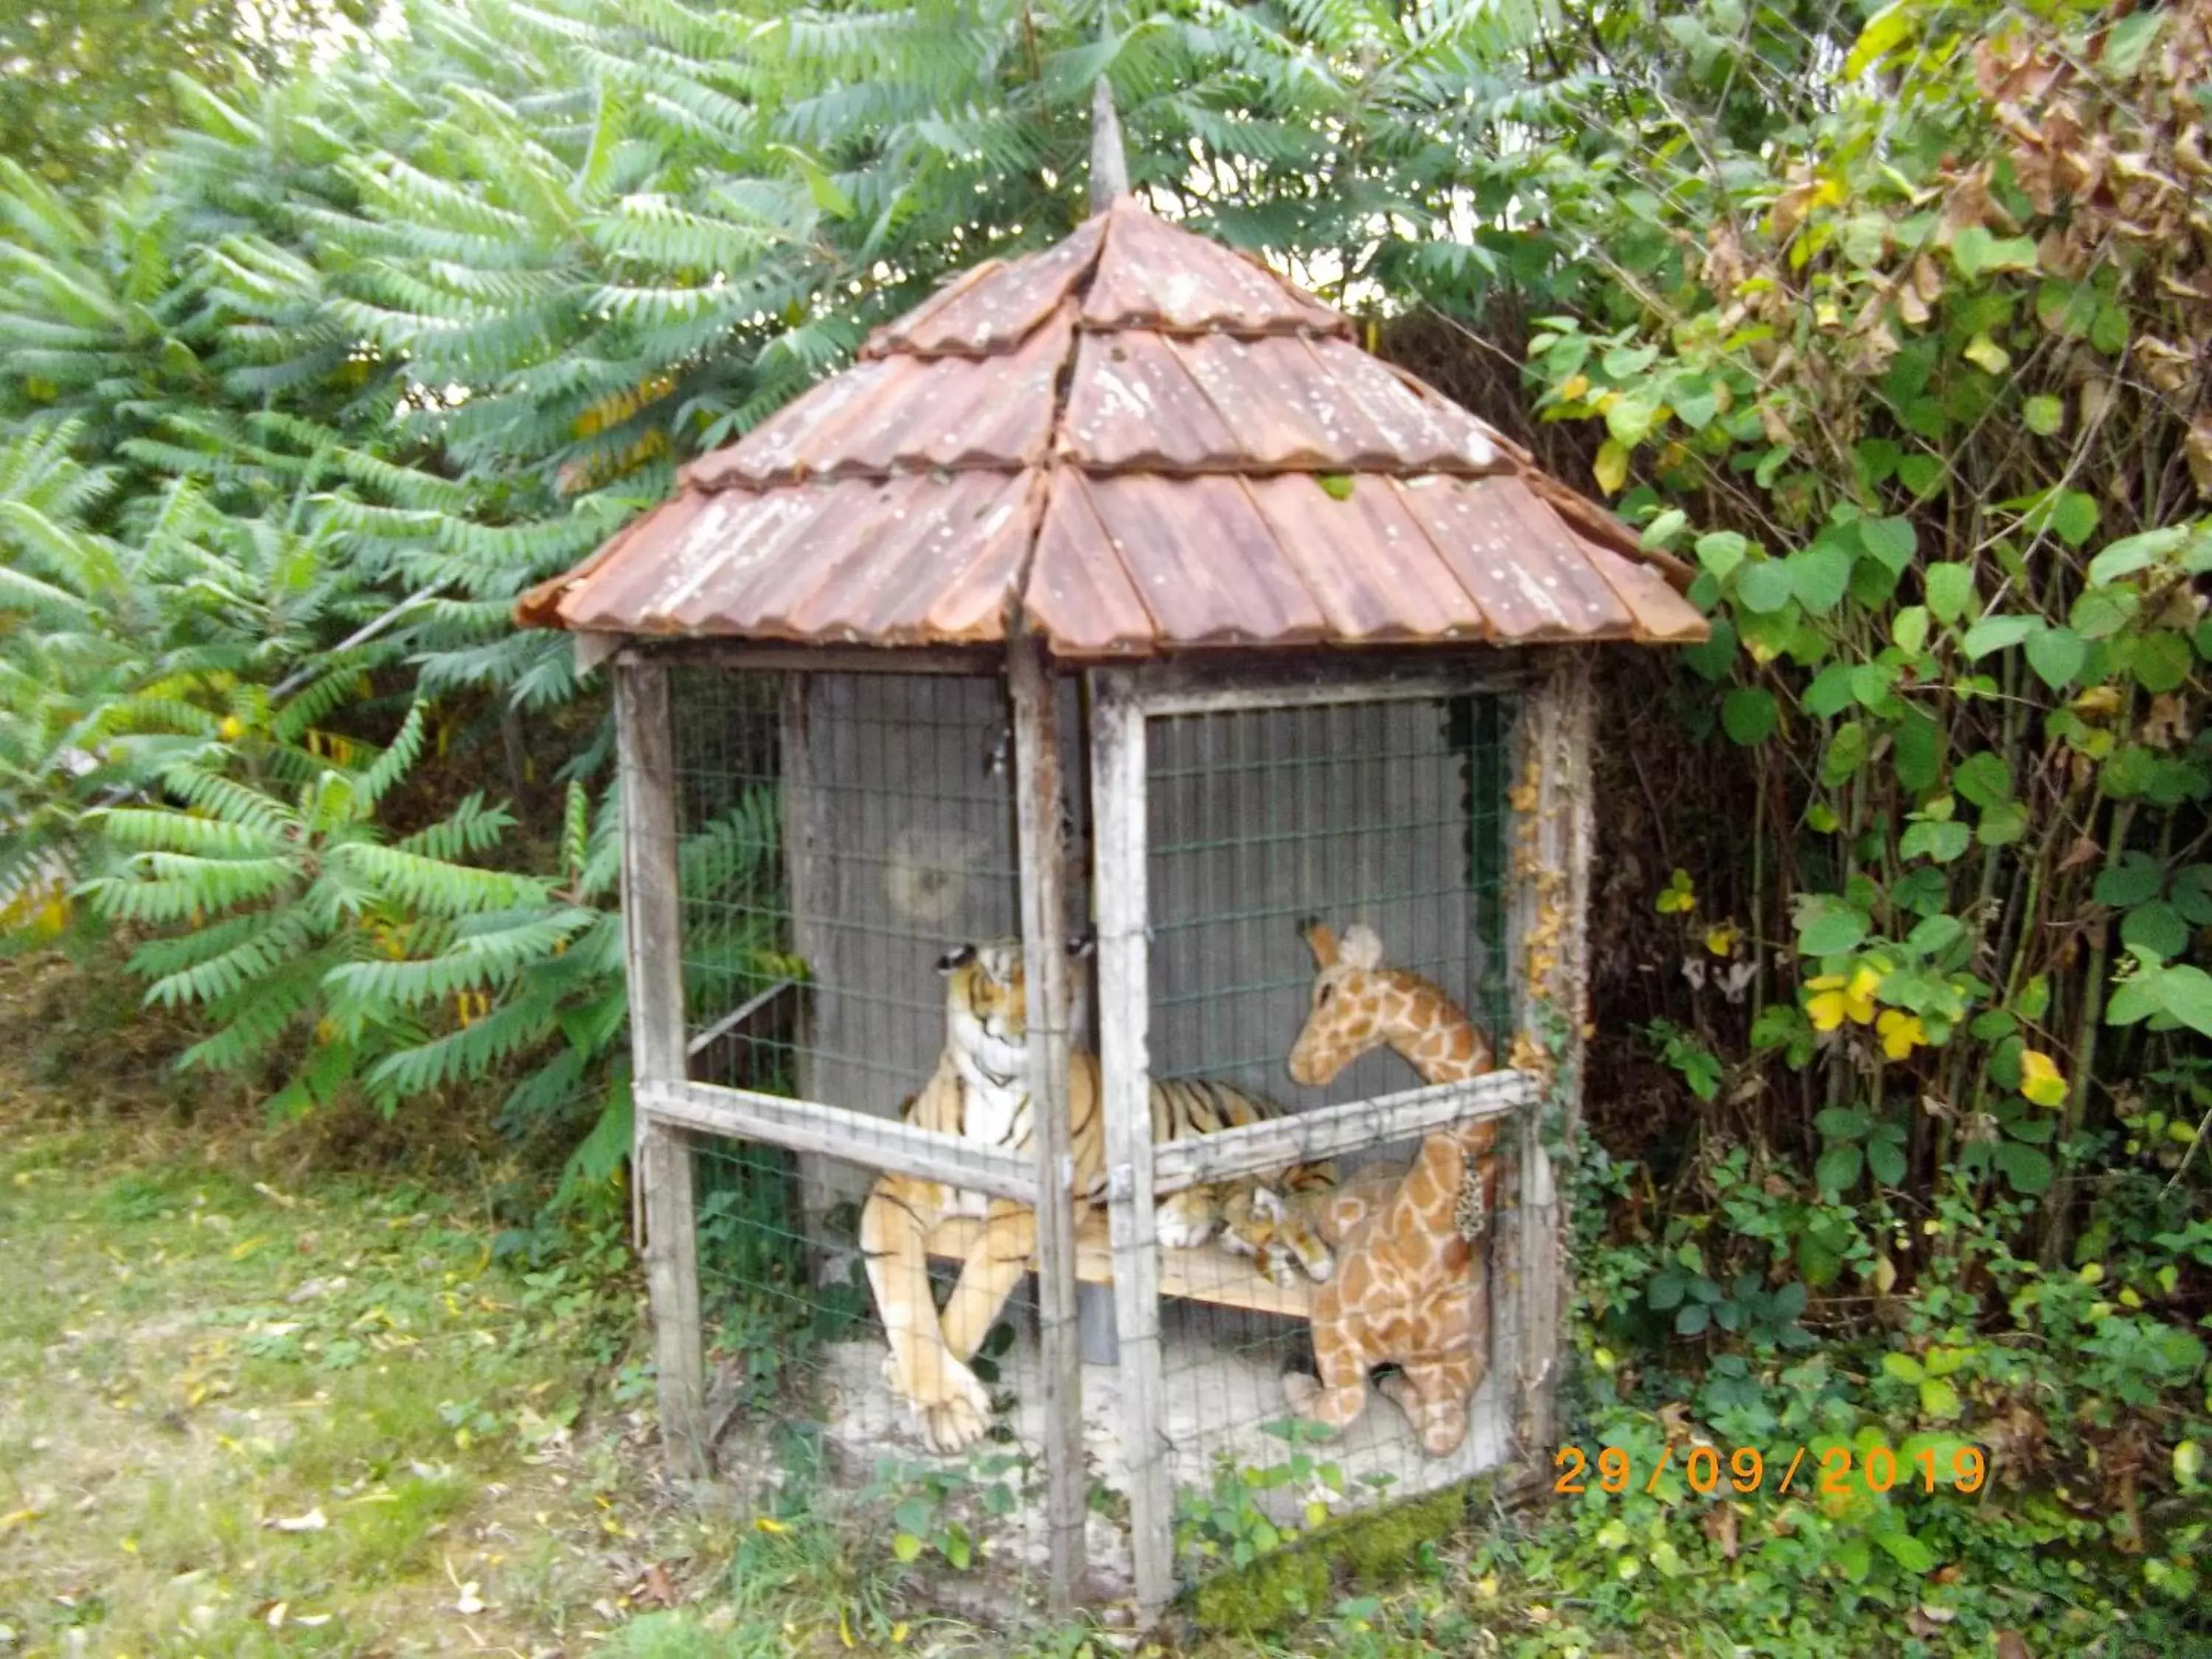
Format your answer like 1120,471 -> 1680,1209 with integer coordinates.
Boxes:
520,159 -> 1701,1620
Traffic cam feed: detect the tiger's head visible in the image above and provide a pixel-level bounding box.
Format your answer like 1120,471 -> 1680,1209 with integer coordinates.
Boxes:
937,940 -> 1029,1087
1222,1186 -> 1335,1287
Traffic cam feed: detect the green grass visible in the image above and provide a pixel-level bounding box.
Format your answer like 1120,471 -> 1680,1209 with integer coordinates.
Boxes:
0,1079 -> 699,1655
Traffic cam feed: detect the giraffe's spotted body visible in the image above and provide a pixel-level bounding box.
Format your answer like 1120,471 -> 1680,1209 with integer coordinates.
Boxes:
1280,919 -> 1497,1458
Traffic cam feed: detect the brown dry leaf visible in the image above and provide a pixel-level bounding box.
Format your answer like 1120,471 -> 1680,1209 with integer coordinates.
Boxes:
1911,254 -> 1944,305
2138,336 -> 2197,398
1769,174 -> 1820,242
1950,165 -> 2009,234
1994,1631 -> 2032,1659
2141,694 -> 2194,751
1700,1502 -> 1740,1560
2188,414 -> 2212,495
2057,833 -> 2106,874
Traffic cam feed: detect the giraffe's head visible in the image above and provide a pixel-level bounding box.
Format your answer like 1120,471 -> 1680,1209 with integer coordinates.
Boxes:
1287,917 -> 1391,1087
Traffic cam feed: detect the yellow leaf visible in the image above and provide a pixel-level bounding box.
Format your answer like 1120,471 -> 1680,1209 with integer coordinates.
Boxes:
1705,923 -> 1739,957
218,714 -> 243,741
753,1515 -> 787,1534
1877,1009 -> 1925,1060
0,1507 -> 41,1533
2019,1048 -> 2067,1107
1845,1 -> 1913,77
1963,333 -> 2010,374
1845,966 -> 1881,1023
1594,439 -> 1630,496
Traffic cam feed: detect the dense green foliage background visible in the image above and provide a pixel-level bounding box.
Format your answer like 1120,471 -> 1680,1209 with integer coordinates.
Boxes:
1,0 -> 2206,1650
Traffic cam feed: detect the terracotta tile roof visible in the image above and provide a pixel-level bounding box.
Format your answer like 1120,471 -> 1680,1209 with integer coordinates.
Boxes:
517,195 -> 1706,655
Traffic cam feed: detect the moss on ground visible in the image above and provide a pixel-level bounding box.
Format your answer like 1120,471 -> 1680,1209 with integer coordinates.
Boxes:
1191,1479 -> 1478,1637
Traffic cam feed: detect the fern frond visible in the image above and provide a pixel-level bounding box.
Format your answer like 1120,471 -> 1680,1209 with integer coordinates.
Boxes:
330,841 -> 550,916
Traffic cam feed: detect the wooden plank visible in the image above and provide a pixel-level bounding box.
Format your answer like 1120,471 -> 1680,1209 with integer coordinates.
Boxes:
616,661 -> 708,1481
1149,1071 -> 1537,1193
1089,669 -> 1175,1620
636,1078 -> 1038,1203
1125,650 -> 1534,717
1009,636 -> 1087,1610
684,977 -> 797,1060
1513,652 -> 1593,1454
622,640 -> 1002,677
925,1213 -> 1319,1318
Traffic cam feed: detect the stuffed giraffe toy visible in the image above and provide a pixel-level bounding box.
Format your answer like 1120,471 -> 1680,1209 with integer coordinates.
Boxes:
1279,918 -> 1497,1457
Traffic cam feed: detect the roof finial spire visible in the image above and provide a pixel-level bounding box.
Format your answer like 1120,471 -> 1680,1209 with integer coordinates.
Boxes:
1089,78 -> 1128,212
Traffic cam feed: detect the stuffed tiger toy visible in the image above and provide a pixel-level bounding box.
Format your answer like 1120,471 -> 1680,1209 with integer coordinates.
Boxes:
859,939 -> 1336,1453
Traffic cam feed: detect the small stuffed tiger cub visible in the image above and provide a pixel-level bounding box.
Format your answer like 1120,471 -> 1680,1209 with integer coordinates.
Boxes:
1149,1077 -> 1338,1287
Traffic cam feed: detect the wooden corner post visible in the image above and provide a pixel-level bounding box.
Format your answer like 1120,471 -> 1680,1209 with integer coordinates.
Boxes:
1089,669 -> 1175,1621
1505,650 -> 1596,1459
1009,638 -> 1088,1610
615,655 -> 709,1481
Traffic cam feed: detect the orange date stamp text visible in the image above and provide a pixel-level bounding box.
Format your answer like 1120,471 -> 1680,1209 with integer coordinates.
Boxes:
1553,1442 -> 1989,1498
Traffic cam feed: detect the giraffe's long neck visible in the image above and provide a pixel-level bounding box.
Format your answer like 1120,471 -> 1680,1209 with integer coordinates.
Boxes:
1376,970 -> 1488,1085
1377,1124 -> 1467,1236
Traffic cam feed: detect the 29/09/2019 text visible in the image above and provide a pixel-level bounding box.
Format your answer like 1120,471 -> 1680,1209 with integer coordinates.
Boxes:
1554,1442 -> 1989,1498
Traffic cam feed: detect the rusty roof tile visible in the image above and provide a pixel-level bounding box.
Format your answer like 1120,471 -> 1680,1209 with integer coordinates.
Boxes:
523,198 -> 1708,658
1081,199 -> 1349,337
773,470 -> 1035,644
1026,470 -> 1156,654
1059,329 -> 1238,470
690,306 -> 1073,487
863,216 -> 1105,358
1576,538 -> 1710,643
1390,476 -> 1634,643
1082,473 -> 1329,646
1241,473 -> 1487,643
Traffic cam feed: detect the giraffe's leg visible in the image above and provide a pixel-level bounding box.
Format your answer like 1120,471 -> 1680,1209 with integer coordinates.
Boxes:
1282,1287 -> 1372,1433
1396,1274 -> 1489,1458
937,1198 -> 1038,1363
1392,1357 -> 1474,1458
860,1176 -> 990,1455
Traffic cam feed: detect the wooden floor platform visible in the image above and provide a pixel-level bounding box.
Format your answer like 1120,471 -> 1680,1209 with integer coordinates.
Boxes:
925,1211 -> 1313,1318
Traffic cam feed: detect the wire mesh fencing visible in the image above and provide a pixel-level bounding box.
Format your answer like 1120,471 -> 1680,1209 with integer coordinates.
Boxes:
666,665 -> 1091,1593
1138,691 -> 1516,1585
646,661 -> 1523,1604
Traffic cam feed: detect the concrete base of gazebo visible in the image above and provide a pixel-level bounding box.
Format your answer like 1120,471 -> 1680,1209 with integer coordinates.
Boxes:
703,1298 -> 1511,1611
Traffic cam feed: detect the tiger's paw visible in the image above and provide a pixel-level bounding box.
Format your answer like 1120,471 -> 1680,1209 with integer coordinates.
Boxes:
906,1358 -> 993,1455
1154,1203 -> 1217,1251
919,1394 -> 991,1455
